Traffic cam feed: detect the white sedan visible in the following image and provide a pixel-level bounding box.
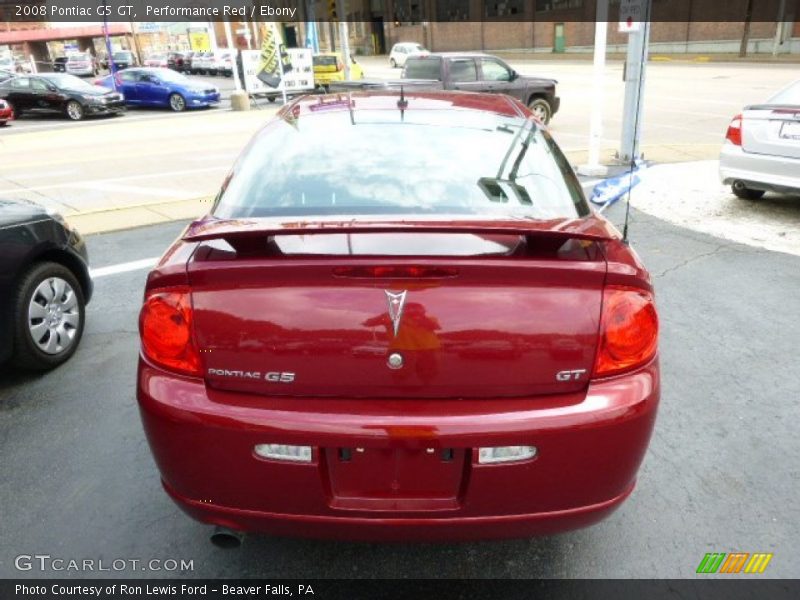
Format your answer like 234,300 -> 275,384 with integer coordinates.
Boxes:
389,42 -> 428,68
720,79 -> 800,200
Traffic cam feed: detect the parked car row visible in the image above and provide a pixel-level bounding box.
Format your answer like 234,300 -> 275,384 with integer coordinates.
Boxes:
185,51 -> 235,77
0,68 -> 219,122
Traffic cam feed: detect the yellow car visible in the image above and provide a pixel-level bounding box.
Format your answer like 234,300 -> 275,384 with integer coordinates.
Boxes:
312,53 -> 364,90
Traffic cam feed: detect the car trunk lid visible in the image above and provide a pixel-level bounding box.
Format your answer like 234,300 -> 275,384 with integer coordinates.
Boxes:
742,105 -> 800,159
184,218 -> 612,399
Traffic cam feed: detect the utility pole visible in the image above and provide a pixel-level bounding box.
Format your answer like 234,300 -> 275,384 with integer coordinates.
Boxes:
618,0 -> 651,164
739,0 -> 754,58
223,20 -> 242,92
772,0 -> 787,57
336,0 -> 351,80
578,0 -> 609,176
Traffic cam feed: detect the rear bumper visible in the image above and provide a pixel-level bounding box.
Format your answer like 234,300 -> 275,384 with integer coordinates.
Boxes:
138,358 -> 659,541
719,142 -> 800,194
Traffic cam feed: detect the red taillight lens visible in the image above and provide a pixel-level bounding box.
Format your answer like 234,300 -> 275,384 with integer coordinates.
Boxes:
725,114 -> 742,146
139,289 -> 201,377
594,286 -> 659,377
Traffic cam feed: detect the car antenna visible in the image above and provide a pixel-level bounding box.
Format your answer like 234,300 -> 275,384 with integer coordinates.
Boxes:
397,84 -> 409,122
622,1 -> 651,245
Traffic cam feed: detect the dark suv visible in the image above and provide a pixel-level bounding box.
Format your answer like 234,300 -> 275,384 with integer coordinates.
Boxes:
403,53 -> 559,124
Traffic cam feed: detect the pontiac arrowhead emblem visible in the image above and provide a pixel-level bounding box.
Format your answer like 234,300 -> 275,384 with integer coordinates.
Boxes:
385,290 -> 408,338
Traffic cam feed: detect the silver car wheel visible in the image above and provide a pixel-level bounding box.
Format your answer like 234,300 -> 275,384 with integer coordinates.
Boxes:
66,100 -> 83,120
531,104 -> 547,121
169,93 -> 186,112
28,277 -> 80,355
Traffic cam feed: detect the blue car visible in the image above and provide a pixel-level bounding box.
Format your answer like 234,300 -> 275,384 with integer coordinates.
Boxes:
95,67 -> 220,111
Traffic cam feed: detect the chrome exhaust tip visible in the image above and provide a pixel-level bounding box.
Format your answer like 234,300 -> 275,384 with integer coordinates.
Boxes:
210,526 -> 244,549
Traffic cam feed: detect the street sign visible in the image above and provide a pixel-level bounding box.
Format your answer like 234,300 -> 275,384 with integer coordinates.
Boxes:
619,0 -> 642,33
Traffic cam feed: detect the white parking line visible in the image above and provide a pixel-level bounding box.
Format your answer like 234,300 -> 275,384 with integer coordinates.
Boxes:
90,257 -> 159,279
72,181 -> 197,198
0,165 -> 229,195
3,169 -> 77,180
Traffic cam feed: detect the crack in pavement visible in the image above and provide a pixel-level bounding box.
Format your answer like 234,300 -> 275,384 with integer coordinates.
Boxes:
652,243 -> 732,279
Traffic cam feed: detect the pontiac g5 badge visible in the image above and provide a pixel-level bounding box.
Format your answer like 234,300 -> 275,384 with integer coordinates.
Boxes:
385,290 -> 408,337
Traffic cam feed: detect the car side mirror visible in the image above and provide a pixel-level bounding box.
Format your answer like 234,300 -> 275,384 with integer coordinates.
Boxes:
510,70 -> 518,81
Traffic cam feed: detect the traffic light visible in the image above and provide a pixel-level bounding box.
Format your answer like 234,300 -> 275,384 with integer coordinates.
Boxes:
328,0 -> 338,21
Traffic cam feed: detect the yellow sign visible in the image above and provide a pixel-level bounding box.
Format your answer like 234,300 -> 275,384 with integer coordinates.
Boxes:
189,32 -> 210,52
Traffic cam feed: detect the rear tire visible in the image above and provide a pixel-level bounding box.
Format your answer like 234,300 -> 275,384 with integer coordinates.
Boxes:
11,262 -> 86,371
268,96 -> 277,103
731,181 -> 765,200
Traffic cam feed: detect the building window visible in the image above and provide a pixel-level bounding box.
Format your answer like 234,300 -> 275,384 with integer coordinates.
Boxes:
485,0 -> 524,18
393,0 -> 423,23
436,0 -> 469,20
535,0 -> 584,11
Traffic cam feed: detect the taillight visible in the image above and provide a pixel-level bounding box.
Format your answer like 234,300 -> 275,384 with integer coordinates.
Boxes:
139,288 -> 201,377
725,114 -> 742,146
337,59 -> 344,71
594,286 -> 658,378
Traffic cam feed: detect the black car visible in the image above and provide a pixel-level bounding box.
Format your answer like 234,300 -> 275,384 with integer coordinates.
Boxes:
110,50 -> 137,71
52,56 -> 69,72
0,73 -> 125,121
0,199 -> 92,371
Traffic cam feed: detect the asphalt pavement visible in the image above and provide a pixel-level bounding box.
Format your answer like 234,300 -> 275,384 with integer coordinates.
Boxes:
0,202 -> 798,579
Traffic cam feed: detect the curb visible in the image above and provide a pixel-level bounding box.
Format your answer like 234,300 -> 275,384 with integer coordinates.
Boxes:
65,197 -> 213,235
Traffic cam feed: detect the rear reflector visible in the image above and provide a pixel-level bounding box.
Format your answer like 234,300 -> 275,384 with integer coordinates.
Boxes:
254,444 -> 313,463
478,446 -> 537,464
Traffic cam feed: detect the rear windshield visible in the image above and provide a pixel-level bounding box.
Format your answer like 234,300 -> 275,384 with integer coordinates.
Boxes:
403,57 -> 442,80
767,80 -> 800,105
113,52 -> 132,60
213,109 -> 589,221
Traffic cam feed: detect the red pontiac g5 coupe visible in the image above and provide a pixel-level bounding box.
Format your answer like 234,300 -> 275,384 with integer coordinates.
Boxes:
137,91 -> 659,545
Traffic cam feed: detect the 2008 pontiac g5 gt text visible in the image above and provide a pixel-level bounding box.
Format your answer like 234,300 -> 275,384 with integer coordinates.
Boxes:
137,90 -> 659,542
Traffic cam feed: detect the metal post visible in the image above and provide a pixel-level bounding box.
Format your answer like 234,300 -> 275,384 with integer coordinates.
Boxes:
578,0 -> 609,176
336,0 -> 351,80
102,1 -> 116,86
772,0 -> 787,57
223,20 -> 242,92
619,3 -> 651,164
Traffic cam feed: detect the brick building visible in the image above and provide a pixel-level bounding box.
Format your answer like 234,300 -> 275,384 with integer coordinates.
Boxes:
306,0 -> 799,55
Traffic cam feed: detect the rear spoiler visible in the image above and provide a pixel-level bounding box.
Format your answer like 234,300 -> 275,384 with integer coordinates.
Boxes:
327,79 -> 444,93
182,217 -> 619,244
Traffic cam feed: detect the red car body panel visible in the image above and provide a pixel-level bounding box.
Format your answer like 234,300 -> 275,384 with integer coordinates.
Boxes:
137,91 -> 660,541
